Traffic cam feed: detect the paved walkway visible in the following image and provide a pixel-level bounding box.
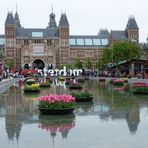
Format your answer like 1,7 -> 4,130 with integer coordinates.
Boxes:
0,78 -> 19,94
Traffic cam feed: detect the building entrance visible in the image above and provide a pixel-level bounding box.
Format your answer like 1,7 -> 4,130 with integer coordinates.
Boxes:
32,59 -> 45,70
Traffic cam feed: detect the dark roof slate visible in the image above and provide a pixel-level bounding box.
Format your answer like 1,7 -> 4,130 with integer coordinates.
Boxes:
59,13 -> 69,27
126,16 -> 139,29
5,13 -> 15,25
111,30 -> 127,40
98,29 -> 110,38
16,28 -> 59,38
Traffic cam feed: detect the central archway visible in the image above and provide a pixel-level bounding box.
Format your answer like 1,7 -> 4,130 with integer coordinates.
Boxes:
32,59 -> 45,70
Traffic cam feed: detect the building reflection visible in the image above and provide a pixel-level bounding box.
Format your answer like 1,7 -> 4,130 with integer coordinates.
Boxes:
4,84 -> 22,141
0,78 -> 147,142
97,82 -> 141,134
126,107 -> 140,134
3,81 -> 37,141
38,114 -> 75,147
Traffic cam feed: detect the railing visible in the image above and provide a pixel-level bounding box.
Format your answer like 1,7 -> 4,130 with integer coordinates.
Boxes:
0,78 -> 19,94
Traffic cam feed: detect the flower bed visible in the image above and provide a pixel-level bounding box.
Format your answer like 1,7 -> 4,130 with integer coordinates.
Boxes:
71,91 -> 93,102
38,94 -> 75,115
40,81 -> 51,87
110,78 -> 117,84
113,79 -> 124,85
58,77 -> 65,81
132,82 -> 148,94
68,82 -> 82,90
121,77 -> 128,83
24,84 -> 40,93
25,78 -> 36,85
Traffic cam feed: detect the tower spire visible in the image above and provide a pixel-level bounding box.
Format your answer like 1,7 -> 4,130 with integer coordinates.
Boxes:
52,4 -> 53,13
14,2 -> 21,28
16,1 -> 17,12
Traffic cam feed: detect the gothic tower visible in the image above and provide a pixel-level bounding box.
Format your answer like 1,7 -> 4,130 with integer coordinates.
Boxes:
47,11 -> 58,67
5,12 -> 16,67
58,13 -> 70,65
125,16 -> 139,43
14,10 -> 22,70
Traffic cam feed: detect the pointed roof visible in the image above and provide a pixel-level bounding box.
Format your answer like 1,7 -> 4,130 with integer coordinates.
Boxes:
126,16 -> 139,30
5,12 -> 15,25
59,13 -> 69,27
48,12 -> 57,28
98,29 -> 110,38
14,11 -> 21,28
15,12 -> 19,20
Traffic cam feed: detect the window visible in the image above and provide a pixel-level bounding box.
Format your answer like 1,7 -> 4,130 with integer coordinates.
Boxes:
76,38 -> 84,45
24,40 -> 29,45
84,39 -> 93,45
70,38 -> 76,45
101,39 -> 109,46
6,39 -> 15,48
93,39 -> 101,45
0,38 -> 5,45
32,32 -> 43,37
60,40 -> 69,47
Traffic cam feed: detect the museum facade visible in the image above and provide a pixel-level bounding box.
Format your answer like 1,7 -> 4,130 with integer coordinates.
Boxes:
0,10 -> 139,70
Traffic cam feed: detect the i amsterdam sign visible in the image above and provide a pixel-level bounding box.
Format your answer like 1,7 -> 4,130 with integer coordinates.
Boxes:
38,66 -> 82,76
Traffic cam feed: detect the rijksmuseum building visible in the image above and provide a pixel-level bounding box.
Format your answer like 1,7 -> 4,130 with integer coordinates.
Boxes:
0,10 -> 139,70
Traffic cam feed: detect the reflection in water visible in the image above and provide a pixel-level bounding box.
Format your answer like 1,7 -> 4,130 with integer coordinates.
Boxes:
38,114 -> 75,147
126,107 -> 140,134
75,103 -> 94,114
0,78 -> 148,147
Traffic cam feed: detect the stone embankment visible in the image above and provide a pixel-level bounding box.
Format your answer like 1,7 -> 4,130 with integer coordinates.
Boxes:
0,78 -> 19,94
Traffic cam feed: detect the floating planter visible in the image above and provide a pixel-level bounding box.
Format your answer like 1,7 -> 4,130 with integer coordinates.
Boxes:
38,94 -> 75,115
68,82 -> 82,90
71,92 -> 93,102
58,77 -> 65,81
110,78 -> 117,84
121,78 -> 128,83
24,84 -> 40,93
40,81 -> 51,87
25,78 -> 36,85
113,79 -> 124,85
132,82 -> 148,94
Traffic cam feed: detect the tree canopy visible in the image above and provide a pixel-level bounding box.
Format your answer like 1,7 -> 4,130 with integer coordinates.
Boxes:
98,41 -> 142,68
112,41 -> 141,63
74,58 -> 83,69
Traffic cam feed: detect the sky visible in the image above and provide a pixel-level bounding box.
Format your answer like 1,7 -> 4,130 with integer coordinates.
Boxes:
0,0 -> 147,42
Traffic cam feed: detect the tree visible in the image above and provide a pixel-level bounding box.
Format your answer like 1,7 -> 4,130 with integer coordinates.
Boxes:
112,41 -> 141,64
57,64 -> 74,69
97,48 -> 112,70
110,41 -> 142,72
6,58 -> 15,72
85,58 -> 92,69
74,59 -> 83,69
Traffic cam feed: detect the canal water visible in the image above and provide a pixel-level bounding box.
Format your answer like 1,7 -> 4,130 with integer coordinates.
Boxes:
0,78 -> 148,148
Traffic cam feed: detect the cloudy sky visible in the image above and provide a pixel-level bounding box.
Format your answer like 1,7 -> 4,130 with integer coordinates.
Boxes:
0,0 -> 147,42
